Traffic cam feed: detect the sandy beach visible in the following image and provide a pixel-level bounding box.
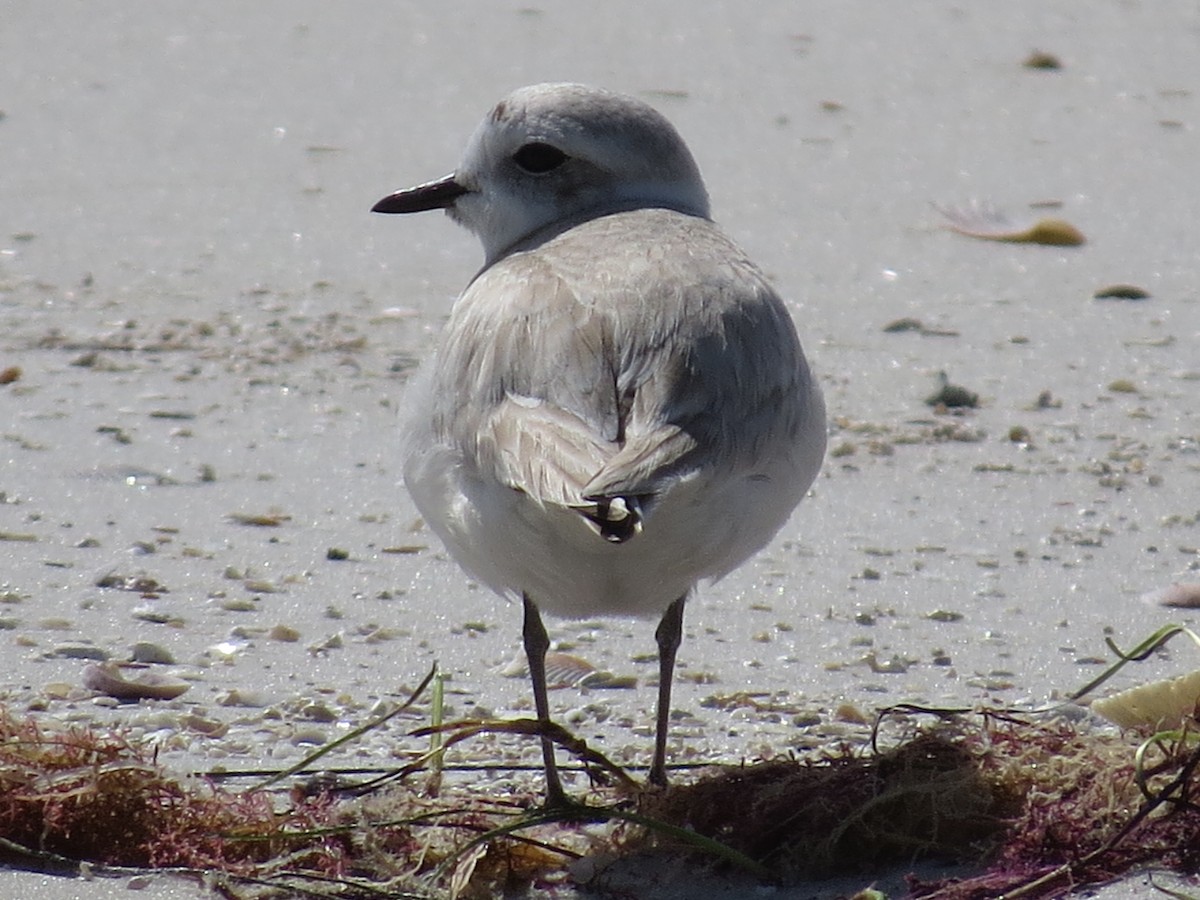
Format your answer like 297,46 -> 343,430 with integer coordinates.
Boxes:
2,2 -> 1198,897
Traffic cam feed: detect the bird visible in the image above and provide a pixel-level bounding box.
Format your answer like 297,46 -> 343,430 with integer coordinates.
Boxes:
372,83 -> 825,806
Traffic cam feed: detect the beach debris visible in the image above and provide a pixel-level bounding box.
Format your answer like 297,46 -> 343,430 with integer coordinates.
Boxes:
502,650 -> 637,689
1023,49 -> 1062,70
228,511 -> 291,527
181,713 -> 228,737
881,317 -> 959,337
1094,283 -> 1151,300
834,702 -> 870,724
882,317 -> 923,333
202,640 -> 249,663
925,371 -> 979,409
1092,669 -> 1200,731
129,642 -> 175,664
52,643 -> 110,661
1142,583 -> 1200,609
1007,425 -> 1033,444
217,597 -> 257,612
131,604 -> 178,624
382,544 -> 427,554
926,609 -> 964,623
82,661 -> 190,701
148,409 -> 195,420
543,652 -> 637,689
1029,389 -> 1062,410
934,201 -> 1086,246
638,733 -> 1003,878
214,688 -> 268,707
95,572 -> 168,594
268,623 -> 302,642
308,632 -> 344,654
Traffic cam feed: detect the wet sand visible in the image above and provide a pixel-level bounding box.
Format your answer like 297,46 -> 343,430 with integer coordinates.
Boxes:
2,2 -> 1198,897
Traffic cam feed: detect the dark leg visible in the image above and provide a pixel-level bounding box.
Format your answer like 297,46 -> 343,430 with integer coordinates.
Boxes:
649,594 -> 687,787
522,593 -> 568,807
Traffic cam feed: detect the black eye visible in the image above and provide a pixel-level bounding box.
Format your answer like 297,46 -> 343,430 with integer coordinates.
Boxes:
512,142 -> 568,174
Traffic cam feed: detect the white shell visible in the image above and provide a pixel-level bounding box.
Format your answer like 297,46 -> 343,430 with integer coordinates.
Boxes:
1092,669 -> 1200,731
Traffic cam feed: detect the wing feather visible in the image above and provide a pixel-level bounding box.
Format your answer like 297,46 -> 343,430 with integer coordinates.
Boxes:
424,210 -> 811,541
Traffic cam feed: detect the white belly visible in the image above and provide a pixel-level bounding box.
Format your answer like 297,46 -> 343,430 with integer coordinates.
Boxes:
404,432 -> 819,619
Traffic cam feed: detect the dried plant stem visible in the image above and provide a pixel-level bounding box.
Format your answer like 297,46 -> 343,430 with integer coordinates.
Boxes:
249,665 -> 437,792
1069,624 -> 1200,702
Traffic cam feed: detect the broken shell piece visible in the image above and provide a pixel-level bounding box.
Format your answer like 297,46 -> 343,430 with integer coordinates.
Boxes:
1094,284 -> 1151,300
215,688 -> 268,708
545,651 -> 637,689
505,651 -> 637,689
1141,583 -> 1200,609
181,713 -> 229,737
1092,670 -> 1200,731
545,651 -> 598,687
42,682 -> 75,700
203,640 -> 249,663
934,201 -> 1086,246
82,661 -> 190,701
307,632 -> 344,653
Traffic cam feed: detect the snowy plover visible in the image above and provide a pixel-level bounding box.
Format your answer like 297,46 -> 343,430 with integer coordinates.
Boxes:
373,83 -> 825,805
